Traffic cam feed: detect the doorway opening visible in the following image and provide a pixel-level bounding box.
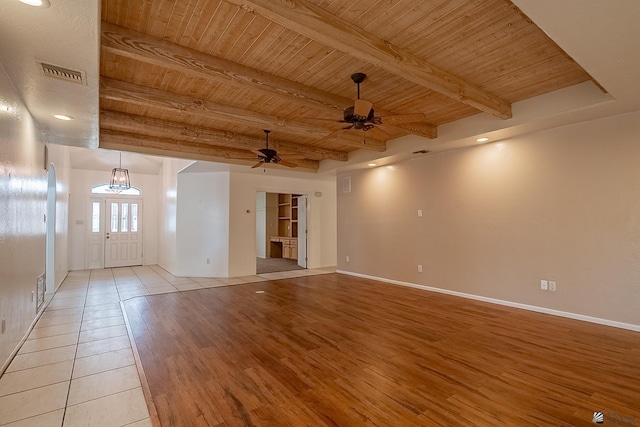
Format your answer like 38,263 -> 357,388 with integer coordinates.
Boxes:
45,164 -> 56,294
256,192 -> 308,274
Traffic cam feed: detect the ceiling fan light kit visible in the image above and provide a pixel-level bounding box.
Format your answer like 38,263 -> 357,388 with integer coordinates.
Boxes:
352,99 -> 374,120
350,73 -> 373,120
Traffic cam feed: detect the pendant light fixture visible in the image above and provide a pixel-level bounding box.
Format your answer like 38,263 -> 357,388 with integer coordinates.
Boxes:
109,152 -> 131,193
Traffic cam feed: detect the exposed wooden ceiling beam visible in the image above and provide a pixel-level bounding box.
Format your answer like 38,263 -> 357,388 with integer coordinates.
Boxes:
100,110 -> 348,162
101,21 -> 437,139
229,0 -> 512,119
100,78 -> 387,152
99,129 -> 320,170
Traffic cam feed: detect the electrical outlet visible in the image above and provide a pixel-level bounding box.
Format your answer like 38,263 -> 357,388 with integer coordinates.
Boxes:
417,265 -> 423,273
418,209 -> 423,218
346,255 -> 350,262
540,280 -> 548,290
549,281 -> 556,291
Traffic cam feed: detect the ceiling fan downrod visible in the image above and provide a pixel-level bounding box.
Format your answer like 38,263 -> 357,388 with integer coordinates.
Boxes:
263,129 -> 270,149
351,72 -> 367,97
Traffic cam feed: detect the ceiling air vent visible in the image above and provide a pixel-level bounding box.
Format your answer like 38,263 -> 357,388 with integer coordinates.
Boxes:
39,62 -> 86,85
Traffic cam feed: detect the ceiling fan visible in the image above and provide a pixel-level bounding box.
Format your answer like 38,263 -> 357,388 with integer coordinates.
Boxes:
312,73 -> 427,142
250,130 -> 298,169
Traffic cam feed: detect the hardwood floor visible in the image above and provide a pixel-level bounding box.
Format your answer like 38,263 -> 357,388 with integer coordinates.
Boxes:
122,274 -> 640,426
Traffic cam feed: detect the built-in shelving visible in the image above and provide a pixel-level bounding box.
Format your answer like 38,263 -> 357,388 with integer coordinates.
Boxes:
272,193 -> 300,260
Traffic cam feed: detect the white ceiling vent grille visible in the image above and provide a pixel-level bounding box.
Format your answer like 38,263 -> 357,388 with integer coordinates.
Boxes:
39,62 -> 86,85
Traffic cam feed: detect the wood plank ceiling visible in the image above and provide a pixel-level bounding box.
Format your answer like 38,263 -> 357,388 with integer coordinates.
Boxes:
99,0 -> 595,171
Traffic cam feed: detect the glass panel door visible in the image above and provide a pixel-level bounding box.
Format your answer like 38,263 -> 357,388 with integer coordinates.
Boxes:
105,198 -> 143,268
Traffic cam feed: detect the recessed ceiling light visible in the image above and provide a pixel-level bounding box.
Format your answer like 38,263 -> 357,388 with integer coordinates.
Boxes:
368,163 -> 377,167
476,137 -> 489,143
18,0 -> 50,7
53,114 -> 73,121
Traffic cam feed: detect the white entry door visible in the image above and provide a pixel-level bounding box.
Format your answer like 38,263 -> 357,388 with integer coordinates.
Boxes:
297,195 -> 308,268
105,198 -> 143,268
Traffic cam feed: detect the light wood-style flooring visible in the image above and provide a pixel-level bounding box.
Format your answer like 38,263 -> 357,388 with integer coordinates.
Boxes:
122,274 -> 640,426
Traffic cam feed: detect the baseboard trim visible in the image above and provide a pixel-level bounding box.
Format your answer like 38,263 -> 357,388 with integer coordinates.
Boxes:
0,291 -> 56,376
1,270 -> 71,376
336,270 -> 640,333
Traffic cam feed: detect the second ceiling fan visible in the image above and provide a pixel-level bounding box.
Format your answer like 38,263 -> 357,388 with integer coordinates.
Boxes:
250,130 -> 299,169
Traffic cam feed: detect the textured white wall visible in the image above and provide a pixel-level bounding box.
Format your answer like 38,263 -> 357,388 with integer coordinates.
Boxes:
47,144 -> 71,290
255,192 -> 266,259
161,168 -> 336,278
338,111 -> 640,327
228,172 -> 337,276
0,64 -> 48,371
176,172 -> 230,277
158,158 -> 192,274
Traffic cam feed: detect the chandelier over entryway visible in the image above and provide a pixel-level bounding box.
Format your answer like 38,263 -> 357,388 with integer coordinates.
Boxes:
109,152 -> 131,193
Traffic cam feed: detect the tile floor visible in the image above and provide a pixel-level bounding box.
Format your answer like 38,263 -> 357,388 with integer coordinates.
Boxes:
0,265 -> 335,427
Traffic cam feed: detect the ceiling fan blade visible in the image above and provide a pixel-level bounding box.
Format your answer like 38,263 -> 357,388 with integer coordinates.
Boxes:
367,125 -> 391,140
251,160 -> 265,169
379,113 -> 427,125
353,99 -> 373,118
315,125 -> 354,144
277,160 -> 298,168
226,154 -> 261,161
301,117 -> 346,123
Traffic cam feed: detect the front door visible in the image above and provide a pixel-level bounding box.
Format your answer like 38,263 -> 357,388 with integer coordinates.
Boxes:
104,198 -> 143,268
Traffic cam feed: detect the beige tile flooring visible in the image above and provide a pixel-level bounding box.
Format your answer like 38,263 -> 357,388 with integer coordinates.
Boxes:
0,265 -> 335,427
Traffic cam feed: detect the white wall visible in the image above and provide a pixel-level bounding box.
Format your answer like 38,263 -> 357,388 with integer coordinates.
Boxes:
47,144 -> 71,289
158,158 -> 191,274
337,111 -> 640,328
0,64 -> 48,372
229,171 -> 337,276
175,171 -> 230,277
68,168 -> 160,270
256,192 -> 266,258
159,165 -> 337,278
158,159 -> 193,274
